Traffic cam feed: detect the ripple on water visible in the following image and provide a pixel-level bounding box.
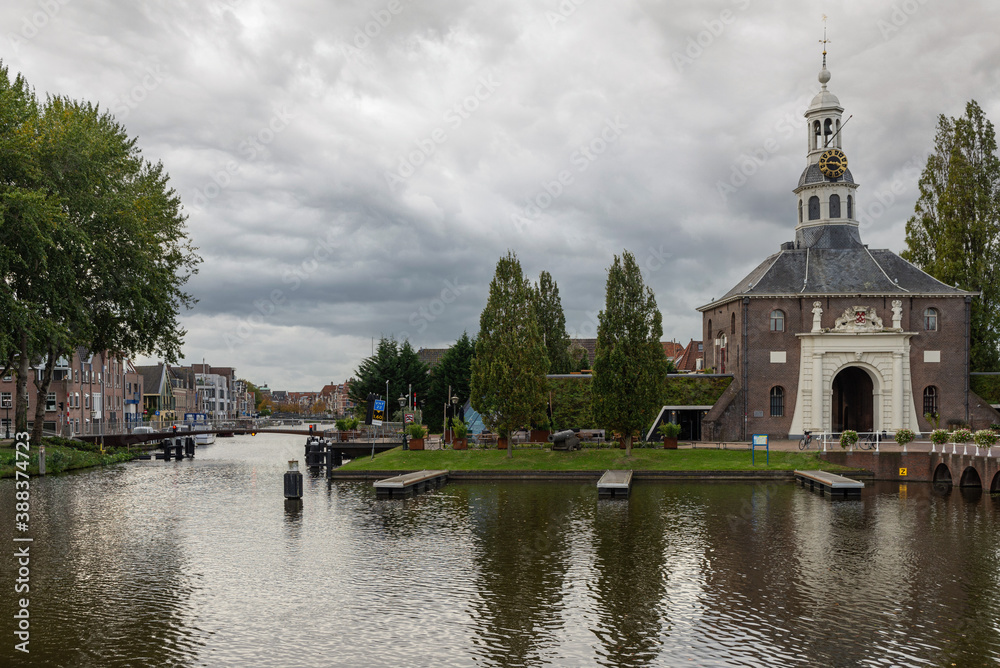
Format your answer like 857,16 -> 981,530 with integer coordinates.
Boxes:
4,440 -> 1000,666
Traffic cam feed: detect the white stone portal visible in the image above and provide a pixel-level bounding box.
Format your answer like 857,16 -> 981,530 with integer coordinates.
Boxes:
789,330 -> 922,437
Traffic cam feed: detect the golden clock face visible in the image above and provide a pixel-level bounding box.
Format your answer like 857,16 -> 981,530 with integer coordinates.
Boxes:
818,148 -> 848,178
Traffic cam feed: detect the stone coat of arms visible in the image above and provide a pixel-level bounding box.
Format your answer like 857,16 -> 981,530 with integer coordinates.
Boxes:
833,306 -> 884,332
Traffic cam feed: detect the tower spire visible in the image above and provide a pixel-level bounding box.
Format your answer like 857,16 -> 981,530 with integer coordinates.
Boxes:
818,16 -> 831,88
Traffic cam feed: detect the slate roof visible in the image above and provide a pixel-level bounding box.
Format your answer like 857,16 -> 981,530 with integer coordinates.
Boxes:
135,364 -> 167,396
702,242 -> 970,310
797,164 -> 855,187
416,348 -> 447,369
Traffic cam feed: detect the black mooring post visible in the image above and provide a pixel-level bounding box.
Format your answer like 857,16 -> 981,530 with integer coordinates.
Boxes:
185,436 -> 195,458
284,460 -> 303,499
174,437 -> 184,460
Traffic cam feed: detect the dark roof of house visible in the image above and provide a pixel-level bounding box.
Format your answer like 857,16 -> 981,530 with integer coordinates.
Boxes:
135,364 -> 166,396
416,348 -> 447,369
701,243 -> 970,310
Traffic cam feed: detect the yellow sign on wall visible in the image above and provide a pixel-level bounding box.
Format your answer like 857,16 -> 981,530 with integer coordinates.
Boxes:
899,467 -> 908,477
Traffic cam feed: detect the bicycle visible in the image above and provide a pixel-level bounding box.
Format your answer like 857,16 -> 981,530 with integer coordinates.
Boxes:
858,432 -> 877,450
798,430 -> 813,450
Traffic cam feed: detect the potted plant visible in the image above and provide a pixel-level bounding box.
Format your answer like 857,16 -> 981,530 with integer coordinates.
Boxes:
406,423 -> 427,451
895,428 -> 915,453
451,418 -> 469,450
952,427 -> 973,455
974,429 -> 998,457
658,422 -> 682,449
929,429 -> 950,453
840,430 -> 859,450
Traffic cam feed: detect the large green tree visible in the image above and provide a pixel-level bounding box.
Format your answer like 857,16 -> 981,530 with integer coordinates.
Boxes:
902,100 -> 1000,371
1,64 -> 199,440
470,251 -> 549,457
534,271 -> 572,375
591,250 -> 667,456
425,332 -> 476,433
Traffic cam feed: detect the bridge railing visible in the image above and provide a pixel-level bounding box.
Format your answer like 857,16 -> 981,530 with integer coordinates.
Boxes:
819,431 -> 889,452
67,418 -> 258,438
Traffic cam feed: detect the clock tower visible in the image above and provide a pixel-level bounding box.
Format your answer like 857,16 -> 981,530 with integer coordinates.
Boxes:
792,47 -> 861,248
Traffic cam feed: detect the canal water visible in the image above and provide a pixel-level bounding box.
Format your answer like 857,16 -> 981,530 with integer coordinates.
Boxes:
3,433 -> 1000,667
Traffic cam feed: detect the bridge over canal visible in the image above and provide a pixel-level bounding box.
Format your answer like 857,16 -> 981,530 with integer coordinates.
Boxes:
823,449 -> 1000,491
77,424 -> 404,457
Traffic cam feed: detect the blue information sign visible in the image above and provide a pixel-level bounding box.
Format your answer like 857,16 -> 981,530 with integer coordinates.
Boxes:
751,434 -> 769,465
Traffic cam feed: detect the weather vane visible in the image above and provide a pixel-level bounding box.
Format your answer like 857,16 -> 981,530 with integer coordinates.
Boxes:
819,15 -> 830,68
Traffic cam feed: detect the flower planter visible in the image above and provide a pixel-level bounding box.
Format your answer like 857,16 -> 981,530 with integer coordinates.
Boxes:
497,437 -> 508,450
529,430 -> 550,443
452,438 -> 467,450
409,438 -> 425,451
663,438 -> 678,450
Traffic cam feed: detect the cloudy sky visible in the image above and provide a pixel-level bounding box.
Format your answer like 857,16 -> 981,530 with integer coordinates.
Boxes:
4,0 -> 999,390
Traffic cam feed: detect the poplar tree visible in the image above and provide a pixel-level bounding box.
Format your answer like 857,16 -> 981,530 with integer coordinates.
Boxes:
470,251 -> 549,457
533,271 -> 572,374
902,100 -> 1000,371
592,251 -> 667,456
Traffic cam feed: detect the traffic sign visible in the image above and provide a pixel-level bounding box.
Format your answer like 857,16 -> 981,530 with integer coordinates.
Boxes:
372,399 -> 385,426
404,412 -> 415,424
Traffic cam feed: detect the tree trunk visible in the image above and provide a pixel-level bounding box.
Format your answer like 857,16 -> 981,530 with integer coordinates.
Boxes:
30,345 -> 58,444
16,330 -> 29,435
624,434 -> 632,458
506,432 -> 512,459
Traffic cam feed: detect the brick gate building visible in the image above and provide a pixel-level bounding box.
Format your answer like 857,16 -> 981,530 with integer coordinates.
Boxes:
699,55 -> 999,441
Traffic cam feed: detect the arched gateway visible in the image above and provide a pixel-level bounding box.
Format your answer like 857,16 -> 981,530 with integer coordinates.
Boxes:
832,366 -> 874,433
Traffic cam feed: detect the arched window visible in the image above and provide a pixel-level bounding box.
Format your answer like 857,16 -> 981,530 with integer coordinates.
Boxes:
770,386 -> 784,417
813,121 -> 822,150
731,312 -> 736,334
824,118 -> 834,144
924,307 -> 938,331
829,194 -> 841,218
835,119 -> 841,147
923,386 -> 938,416
770,309 -> 785,332
808,196 -> 820,220
847,195 -> 853,219
707,319 -> 712,340
798,199 -> 803,223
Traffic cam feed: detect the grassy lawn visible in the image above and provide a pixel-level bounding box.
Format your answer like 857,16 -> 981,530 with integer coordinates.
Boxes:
0,437 -> 137,478
337,446 -> 851,472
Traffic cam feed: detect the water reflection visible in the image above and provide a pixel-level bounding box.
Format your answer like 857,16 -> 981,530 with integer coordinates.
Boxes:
465,483 -> 579,667
5,437 -> 1000,667
590,494 -> 667,666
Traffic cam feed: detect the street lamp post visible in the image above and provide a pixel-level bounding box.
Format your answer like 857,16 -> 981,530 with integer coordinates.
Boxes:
3,398 -> 10,440
398,395 -> 407,450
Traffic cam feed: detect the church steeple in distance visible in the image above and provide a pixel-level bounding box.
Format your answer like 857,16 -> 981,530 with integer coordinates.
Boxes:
792,23 -> 862,249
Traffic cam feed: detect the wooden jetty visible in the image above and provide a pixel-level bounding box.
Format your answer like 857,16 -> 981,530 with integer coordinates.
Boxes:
597,470 -> 633,498
374,470 -> 449,498
794,470 -> 864,498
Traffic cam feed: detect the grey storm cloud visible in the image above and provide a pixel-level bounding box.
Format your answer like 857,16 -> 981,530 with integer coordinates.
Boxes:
3,0 -> 1000,389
